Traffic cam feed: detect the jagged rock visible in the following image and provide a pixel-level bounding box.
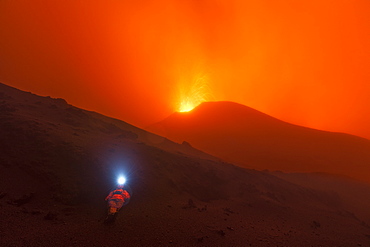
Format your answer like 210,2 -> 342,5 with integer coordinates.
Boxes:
11,193 -> 35,206
44,211 -> 58,220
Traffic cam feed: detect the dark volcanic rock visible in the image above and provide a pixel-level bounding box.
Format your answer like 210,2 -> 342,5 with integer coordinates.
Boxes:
1,82 -> 370,247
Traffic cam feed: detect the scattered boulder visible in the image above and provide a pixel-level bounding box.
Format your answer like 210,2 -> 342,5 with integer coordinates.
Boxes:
198,205 -> 207,212
0,191 -> 7,199
181,141 -> 192,148
10,193 -> 35,206
311,221 -> 321,229
182,199 -> 197,209
44,211 -> 58,220
217,230 -> 226,236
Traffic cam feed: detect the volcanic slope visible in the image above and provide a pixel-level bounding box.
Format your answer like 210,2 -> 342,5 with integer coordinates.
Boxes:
1,83 -> 370,246
149,101 -> 370,183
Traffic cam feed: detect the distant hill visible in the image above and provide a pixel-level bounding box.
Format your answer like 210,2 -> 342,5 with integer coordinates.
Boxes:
2,83 -> 370,246
148,101 -> 370,183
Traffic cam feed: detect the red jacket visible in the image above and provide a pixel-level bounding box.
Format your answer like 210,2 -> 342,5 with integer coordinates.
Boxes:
105,188 -> 130,202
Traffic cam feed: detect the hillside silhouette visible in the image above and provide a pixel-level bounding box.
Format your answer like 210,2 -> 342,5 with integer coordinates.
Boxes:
149,101 -> 370,183
1,83 -> 370,246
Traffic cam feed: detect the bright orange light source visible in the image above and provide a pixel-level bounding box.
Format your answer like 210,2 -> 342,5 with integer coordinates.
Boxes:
177,72 -> 212,112
179,98 -> 197,112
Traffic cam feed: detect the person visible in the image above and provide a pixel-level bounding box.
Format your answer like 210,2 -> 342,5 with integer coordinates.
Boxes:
105,184 -> 130,214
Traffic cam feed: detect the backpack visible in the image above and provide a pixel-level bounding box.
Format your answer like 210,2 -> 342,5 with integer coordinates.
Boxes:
113,189 -> 123,195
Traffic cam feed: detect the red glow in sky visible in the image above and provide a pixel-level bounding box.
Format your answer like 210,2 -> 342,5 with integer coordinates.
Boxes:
0,0 -> 369,139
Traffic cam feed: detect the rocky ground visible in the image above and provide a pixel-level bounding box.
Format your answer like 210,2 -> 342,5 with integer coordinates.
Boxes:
1,82 -> 370,246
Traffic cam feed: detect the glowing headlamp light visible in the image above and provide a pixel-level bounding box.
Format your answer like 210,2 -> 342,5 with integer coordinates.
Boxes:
117,176 -> 126,185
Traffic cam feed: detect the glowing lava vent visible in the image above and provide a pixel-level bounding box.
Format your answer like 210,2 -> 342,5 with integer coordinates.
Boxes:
177,73 -> 212,112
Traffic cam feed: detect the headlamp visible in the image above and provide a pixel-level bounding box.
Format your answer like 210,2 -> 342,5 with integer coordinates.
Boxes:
117,176 -> 126,185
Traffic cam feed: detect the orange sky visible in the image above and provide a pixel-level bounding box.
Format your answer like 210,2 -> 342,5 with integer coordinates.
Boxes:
0,0 -> 369,139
